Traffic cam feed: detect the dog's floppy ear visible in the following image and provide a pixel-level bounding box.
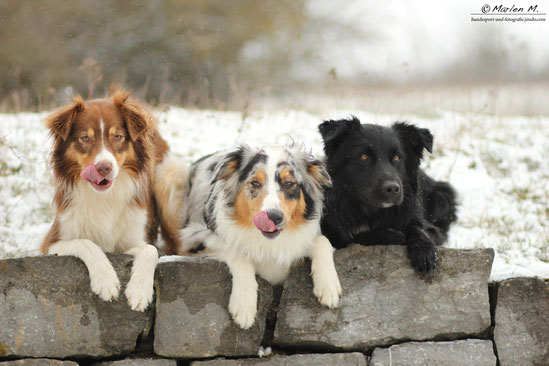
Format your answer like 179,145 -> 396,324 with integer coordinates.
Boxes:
306,157 -> 332,189
45,96 -> 85,141
318,116 -> 361,153
113,90 -> 152,141
393,122 -> 433,193
392,122 -> 433,159
213,146 -> 248,183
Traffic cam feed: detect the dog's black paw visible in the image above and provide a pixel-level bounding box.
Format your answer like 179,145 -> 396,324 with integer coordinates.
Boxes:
407,241 -> 438,273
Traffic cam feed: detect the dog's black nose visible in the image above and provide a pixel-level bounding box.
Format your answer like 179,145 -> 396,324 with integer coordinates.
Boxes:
382,181 -> 400,195
266,209 -> 284,226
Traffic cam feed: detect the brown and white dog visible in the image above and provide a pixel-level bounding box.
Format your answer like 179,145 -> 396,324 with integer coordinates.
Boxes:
40,90 -> 181,311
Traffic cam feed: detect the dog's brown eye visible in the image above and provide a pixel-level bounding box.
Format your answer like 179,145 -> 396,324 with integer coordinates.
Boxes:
284,181 -> 296,189
250,180 -> 262,189
361,154 -> 369,161
80,136 -> 90,142
393,155 -> 400,162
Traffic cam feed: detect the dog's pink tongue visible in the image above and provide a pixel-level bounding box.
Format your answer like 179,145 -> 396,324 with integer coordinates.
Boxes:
253,211 -> 276,232
80,163 -> 102,184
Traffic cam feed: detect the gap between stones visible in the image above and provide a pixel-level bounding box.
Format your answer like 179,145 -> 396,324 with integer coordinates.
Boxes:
488,282 -> 501,366
260,284 -> 283,349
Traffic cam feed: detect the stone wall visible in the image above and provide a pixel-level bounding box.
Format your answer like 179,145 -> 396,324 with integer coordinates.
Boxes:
1,245 -> 547,365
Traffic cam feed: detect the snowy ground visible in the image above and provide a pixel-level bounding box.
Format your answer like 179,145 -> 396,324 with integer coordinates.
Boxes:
1,107 -> 548,281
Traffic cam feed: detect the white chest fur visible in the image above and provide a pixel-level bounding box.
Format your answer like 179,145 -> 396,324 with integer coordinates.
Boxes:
58,172 -> 146,252
214,212 -> 320,284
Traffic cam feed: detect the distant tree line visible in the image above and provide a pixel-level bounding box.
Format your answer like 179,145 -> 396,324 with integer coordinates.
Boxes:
0,0 -> 308,109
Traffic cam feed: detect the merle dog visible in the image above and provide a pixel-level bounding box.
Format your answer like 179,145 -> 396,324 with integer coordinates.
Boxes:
319,117 -> 457,273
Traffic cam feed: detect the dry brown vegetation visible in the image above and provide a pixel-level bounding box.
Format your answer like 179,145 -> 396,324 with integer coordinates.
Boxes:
0,0 -> 309,111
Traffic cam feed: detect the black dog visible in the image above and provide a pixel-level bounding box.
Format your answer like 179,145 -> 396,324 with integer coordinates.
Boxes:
319,117 -> 457,273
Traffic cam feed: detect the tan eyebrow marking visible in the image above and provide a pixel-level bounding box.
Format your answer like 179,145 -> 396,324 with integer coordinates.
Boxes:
280,168 -> 292,180
253,170 -> 266,183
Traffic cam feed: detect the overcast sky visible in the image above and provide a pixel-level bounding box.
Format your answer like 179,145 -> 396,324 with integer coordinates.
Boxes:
297,0 -> 549,82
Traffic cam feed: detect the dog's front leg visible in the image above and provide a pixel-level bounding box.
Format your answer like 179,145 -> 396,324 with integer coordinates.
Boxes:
124,244 -> 158,311
310,235 -> 342,308
48,239 -> 120,301
405,220 -> 438,274
224,255 -> 258,329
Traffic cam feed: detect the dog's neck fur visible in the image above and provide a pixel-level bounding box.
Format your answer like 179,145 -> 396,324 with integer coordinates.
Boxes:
325,181 -> 415,235
57,172 -> 146,253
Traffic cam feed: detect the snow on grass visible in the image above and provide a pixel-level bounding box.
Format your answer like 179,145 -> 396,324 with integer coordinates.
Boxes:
1,107 -> 548,280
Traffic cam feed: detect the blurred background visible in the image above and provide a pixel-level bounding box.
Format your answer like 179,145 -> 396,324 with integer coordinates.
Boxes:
1,0 -> 548,114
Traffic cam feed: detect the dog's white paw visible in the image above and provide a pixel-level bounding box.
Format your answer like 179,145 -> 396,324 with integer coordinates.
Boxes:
125,277 -> 154,312
228,290 -> 257,329
89,265 -> 120,302
313,271 -> 342,309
